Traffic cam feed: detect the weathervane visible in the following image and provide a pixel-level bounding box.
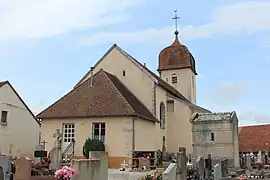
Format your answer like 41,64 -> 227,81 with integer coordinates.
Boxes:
172,10 -> 180,32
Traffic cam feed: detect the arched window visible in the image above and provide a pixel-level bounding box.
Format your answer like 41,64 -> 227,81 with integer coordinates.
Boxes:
160,102 -> 165,129
172,73 -> 177,84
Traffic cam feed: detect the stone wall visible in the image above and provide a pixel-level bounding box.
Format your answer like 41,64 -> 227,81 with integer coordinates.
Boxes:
71,151 -> 108,180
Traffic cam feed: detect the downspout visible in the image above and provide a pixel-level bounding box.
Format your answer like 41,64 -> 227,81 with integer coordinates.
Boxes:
132,116 -> 136,155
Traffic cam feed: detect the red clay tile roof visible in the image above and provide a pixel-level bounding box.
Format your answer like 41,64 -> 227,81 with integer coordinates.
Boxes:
158,35 -> 197,74
0,80 -> 40,125
239,124 -> 270,152
37,69 -> 158,122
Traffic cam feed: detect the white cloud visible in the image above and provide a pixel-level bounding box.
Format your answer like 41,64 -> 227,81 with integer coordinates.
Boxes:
0,0 -> 145,41
238,111 -> 270,126
80,1 -> 270,45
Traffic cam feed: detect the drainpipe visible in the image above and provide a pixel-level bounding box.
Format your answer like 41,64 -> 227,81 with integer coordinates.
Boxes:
132,117 -> 136,155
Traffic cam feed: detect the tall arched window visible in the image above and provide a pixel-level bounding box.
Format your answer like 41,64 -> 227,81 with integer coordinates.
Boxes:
160,102 -> 165,129
172,73 -> 177,84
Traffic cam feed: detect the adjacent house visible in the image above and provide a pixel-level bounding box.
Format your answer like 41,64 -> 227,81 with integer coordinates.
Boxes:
239,124 -> 270,154
190,111 -> 240,168
37,31 -> 211,168
0,81 -> 40,157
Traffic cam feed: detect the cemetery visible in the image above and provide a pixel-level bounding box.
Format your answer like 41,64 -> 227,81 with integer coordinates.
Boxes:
1,115 -> 270,180
2,138 -> 270,180
1,131 -> 270,180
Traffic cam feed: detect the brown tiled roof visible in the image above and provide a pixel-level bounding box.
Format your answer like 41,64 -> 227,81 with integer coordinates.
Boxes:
0,80 -> 40,125
239,124 -> 270,152
37,69 -> 158,122
158,35 -> 197,74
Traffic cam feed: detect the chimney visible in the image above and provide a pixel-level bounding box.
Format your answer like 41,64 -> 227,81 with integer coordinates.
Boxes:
144,63 -> 146,67
90,67 -> 94,86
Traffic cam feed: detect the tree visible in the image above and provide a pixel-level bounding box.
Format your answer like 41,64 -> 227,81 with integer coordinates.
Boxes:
83,138 -> 105,159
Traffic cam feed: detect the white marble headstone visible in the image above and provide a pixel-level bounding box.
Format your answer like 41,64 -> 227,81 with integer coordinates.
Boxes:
213,164 -> 221,180
257,150 -> 262,163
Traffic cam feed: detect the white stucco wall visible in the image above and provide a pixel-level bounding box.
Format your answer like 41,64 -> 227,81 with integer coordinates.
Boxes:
0,83 -> 40,157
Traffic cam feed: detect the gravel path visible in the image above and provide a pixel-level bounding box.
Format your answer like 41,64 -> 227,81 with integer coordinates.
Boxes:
108,169 -> 155,180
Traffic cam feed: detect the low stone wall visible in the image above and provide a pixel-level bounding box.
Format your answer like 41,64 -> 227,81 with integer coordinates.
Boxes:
71,151 -> 108,180
163,163 -> 177,180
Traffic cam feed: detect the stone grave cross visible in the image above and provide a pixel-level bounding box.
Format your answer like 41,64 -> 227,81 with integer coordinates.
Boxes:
41,140 -> 47,150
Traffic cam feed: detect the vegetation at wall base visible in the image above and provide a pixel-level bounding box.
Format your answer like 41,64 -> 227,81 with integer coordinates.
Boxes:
83,138 -> 105,158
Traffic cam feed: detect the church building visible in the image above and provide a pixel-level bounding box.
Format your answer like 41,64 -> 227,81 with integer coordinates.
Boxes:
37,29 -> 210,168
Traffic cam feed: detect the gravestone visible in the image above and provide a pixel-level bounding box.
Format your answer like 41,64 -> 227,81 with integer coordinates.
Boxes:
0,155 -> 12,180
205,154 -> 212,179
0,166 -> 4,180
176,152 -> 186,180
240,155 -> 245,168
156,149 -> 162,167
262,153 -> 266,164
246,154 -> 251,169
179,147 -> 187,178
138,157 -> 150,170
221,159 -> 229,177
257,150 -> 262,163
196,157 -> 204,180
213,164 -> 221,180
15,157 -> 32,180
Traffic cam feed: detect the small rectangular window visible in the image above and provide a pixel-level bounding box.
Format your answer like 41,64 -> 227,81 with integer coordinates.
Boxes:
122,70 -> 126,76
92,122 -> 106,142
210,133 -> 215,141
1,111 -> 8,123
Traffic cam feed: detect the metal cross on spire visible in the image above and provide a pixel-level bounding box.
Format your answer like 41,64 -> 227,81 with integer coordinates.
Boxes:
172,10 -> 180,32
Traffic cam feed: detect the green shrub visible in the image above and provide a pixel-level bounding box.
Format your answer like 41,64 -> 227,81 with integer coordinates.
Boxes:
83,138 -> 105,158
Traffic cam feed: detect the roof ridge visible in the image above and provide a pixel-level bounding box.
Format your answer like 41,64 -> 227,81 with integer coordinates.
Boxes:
101,70 -> 135,114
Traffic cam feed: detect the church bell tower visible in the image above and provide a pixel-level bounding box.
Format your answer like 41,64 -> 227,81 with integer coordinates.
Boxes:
157,10 -> 197,104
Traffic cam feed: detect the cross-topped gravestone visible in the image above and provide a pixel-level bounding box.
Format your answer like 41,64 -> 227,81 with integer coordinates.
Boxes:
53,129 -> 62,148
41,140 -> 47,150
